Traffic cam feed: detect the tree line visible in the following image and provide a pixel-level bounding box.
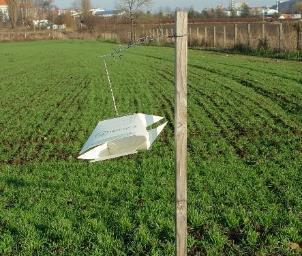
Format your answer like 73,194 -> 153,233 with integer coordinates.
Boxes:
1,0 -> 55,28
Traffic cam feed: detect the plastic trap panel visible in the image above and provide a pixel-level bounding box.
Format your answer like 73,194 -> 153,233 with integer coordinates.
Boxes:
78,113 -> 167,162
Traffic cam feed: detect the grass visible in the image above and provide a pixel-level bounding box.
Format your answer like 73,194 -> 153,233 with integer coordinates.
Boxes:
0,40 -> 301,255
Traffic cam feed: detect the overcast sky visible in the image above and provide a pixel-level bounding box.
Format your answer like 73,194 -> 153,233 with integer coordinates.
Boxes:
54,0 -> 277,10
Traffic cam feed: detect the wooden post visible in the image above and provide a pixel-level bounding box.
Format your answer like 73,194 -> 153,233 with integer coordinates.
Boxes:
262,23 -> 265,40
213,26 -> 216,48
196,27 -> 199,39
234,24 -> 238,46
175,11 -> 188,256
248,24 -> 251,47
223,26 -> 226,48
204,26 -> 208,46
297,22 -> 302,51
278,23 -> 283,51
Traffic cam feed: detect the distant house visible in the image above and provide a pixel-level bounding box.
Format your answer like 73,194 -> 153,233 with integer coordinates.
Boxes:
57,9 -> 68,16
0,0 -> 8,21
279,14 -> 302,20
250,7 -> 265,16
93,9 -> 125,17
70,10 -> 81,18
33,19 -> 49,28
264,8 -> 279,16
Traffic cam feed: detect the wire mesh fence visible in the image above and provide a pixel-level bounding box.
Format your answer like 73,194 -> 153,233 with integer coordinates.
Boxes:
1,21 -> 301,52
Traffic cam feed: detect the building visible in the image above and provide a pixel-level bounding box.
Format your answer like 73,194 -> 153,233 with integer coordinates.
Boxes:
93,9 -> 125,17
264,8 -> 279,16
0,0 -> 8,21
250,7 -> 265,16
279,14 -> 302,20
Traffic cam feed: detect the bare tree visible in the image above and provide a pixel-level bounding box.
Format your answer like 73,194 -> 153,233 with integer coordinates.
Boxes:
7,0 -> 18,29
295,2 -> 302,13
118,0 -> 152,42
81,0 -> 90,14
80,0 -> 94,32
19,0 -> 33,26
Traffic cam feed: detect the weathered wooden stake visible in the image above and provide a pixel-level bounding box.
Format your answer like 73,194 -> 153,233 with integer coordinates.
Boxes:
223,26 -> 227,48
175,11 -> 188,256
234,24 -> 238,46
262,23 -> 266,40
248,24 -> 251,47
297,22 -> 302,50
213,26 -> 216,48
205,26 -> 208,46
279,23 -> 283,51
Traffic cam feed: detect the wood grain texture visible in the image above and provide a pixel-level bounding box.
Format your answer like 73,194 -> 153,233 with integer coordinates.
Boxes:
214,26 -> 216,48
234,24 -> 238,46
175,11 -> 188,256
248,24 -> 251,46
297,22 -> 302,50
278,23 -> 283,50
205,26 -> 208,44
223,26 -> 226,48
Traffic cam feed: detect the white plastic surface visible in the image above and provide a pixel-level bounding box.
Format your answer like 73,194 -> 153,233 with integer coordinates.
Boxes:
78,113 -> 167,162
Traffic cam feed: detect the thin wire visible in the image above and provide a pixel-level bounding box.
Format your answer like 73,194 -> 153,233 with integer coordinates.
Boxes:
100,35 -> 154,60
99,28 -> 184,60
103,59 -> 119,116
100,29 -> 185,116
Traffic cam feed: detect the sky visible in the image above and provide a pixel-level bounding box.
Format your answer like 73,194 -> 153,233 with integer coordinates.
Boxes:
54,0 -> 278,10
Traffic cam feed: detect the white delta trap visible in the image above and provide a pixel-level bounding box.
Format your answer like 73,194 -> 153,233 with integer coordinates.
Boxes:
78,114 -> 167,162
78,47 -> 168,162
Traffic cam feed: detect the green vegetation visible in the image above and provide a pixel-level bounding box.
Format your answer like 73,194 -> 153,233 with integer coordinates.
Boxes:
0,41 -> 301,255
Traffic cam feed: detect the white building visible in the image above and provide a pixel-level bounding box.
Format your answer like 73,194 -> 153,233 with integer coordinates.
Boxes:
264,8 -> 279,16
279,14 -> 302,20
0,0 -> 8,21
93,9 -> 125,17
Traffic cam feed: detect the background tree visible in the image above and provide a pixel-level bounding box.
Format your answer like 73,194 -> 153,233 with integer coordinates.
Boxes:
34,0 -> 53,20
230,7 -> 237,17
7,0 -> 18,29
118,0 -> 152,42
214,6 -> 226,18
240,3 -> 251,17
188,7 -> 195,19
200,9 -> 210,18
80,0 -> 96,33
0,10 -> 4,27
81,0 -> 90,14
295,2 -> 302,13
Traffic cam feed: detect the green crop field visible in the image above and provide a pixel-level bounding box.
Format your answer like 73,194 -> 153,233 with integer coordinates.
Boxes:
0,40 -> 301,255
